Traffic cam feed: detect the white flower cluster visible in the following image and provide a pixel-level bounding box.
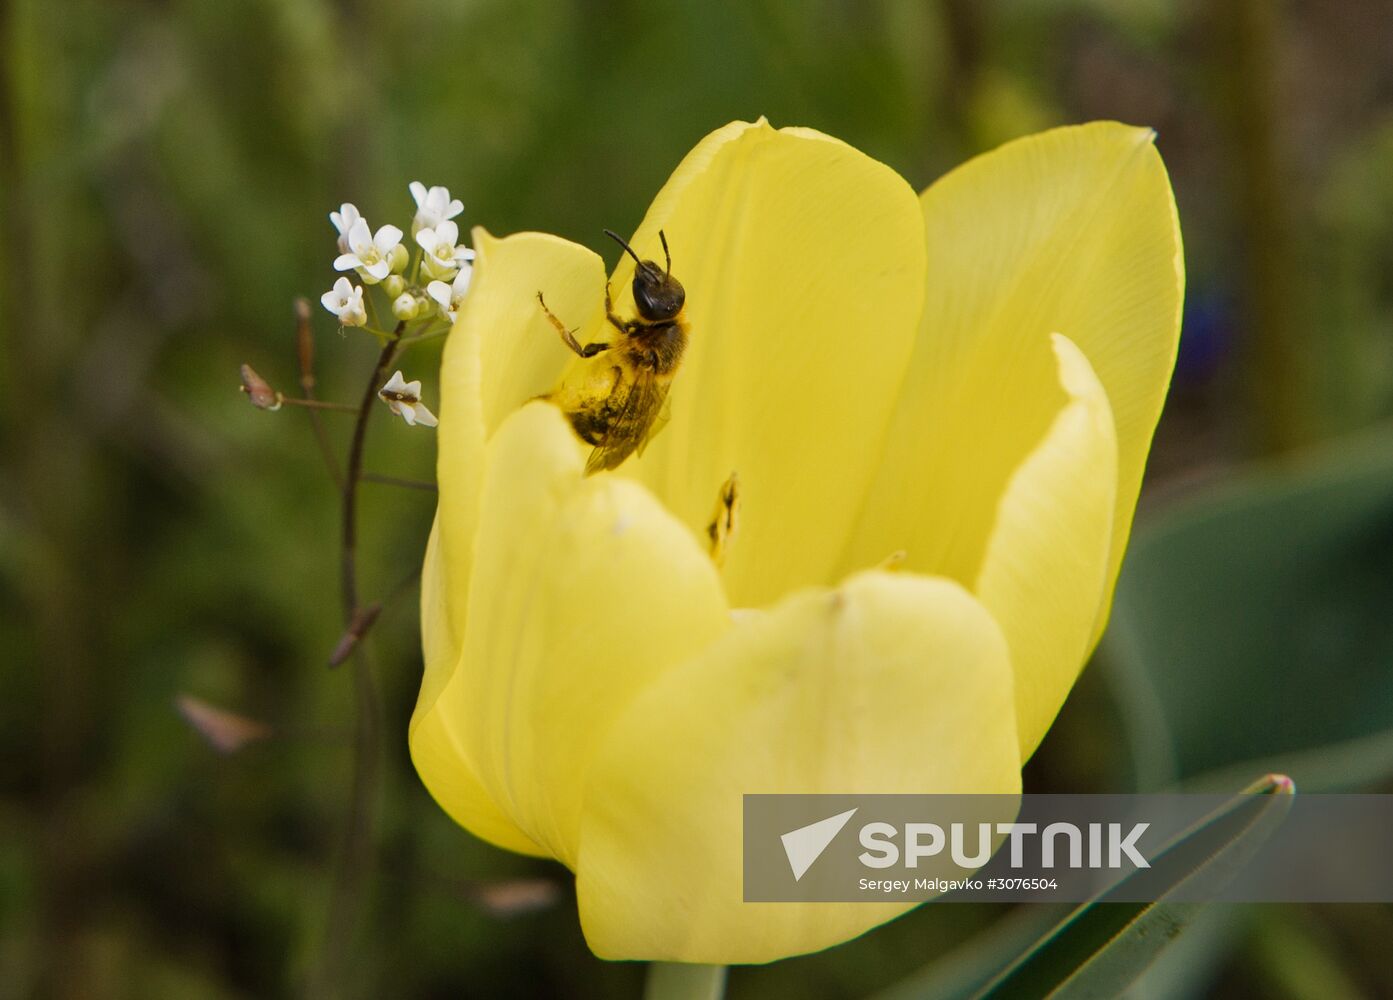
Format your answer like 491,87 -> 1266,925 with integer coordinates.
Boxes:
320,181 -> 475,328
317,182 -> 473,428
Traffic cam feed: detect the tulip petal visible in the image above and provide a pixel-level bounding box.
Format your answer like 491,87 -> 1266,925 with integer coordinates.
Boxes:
420,228 -> 606,677
589,120 -> 926,609
414,533 -> 546,855
926,123 -> 1182,643
575,572 -> 1019,963
975,334 -> 1118,756
435,402 -> 730,864
413,232 -> 608,854
839,122 -> 1181,743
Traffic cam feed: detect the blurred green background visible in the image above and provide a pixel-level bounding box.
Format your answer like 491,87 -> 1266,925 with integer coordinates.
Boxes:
3,0 -> 1393,997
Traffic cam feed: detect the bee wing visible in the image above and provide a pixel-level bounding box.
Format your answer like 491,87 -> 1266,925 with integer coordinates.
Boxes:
635,390 -> 674,459
586,368 -> 670,474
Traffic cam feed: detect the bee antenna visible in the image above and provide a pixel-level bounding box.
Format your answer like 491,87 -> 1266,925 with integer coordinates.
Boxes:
658,230 -> 672,274
603,229 -> 645,269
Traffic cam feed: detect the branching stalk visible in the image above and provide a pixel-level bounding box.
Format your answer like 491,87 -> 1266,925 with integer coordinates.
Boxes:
294,298 -> 345,489
307,320 -> 403,999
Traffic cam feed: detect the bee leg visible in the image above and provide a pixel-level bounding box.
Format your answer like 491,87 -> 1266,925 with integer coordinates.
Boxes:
603,283 -> 650,337
604,282 -> 628,334
538,292 -> 609,358
706,472 -> 740,566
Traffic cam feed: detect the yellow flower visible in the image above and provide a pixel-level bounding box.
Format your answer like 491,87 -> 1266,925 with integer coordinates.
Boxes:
411,120 -> 1183,964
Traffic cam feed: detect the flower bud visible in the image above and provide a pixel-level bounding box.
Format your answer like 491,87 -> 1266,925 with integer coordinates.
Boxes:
239,364 -> 282,410
383,274 -> 406,298
392,292 -> 420,321
389,243 -> 410,274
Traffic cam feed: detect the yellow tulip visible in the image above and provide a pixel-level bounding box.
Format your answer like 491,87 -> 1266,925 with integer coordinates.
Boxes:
411,119 -> 1183,964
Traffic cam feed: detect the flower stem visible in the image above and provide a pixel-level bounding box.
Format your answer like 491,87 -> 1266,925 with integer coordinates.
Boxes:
393,325 -> 449,350
341,322 -> 404,610
307,321 -> 403,999
360,471 -> 437,492
278,396 -> 358,413
365,289 -> 384,332
643,964 -> 727,1000
294,298 -> 344,489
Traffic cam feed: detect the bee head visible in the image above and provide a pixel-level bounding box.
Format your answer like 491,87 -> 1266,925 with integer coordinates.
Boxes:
606,229 -> 685,322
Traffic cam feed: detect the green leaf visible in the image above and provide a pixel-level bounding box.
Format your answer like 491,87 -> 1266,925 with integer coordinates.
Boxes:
867,905 -> 1073,1000
1102,424 -> 1393,789
968,774 -> 1294,1000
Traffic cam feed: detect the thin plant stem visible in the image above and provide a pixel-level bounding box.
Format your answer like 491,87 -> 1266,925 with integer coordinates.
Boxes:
280,396 -> 358,413
324,559 -> 421,669
307,320 -> 403,1000
644,964 -> 728,1000
295,299 -> 344,489
360,471 -> 437,492
365,287 -> 384,332
379,562 -> 422,612
340,323 -> 403,608
393,325 -> 449,350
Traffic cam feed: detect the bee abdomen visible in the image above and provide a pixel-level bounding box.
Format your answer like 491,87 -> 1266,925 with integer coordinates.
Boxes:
567,410 -> 608,446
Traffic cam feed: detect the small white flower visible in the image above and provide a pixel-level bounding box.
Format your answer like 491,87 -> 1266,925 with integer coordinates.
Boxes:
334,218 -> 404,283
426,265 -> 473,322
415,220 -> 476,280
391,292 -> 421,321
378,370 -> 438,428
409,181 -> 463,234
329,203 -> 362,253
320,277 -> 367,327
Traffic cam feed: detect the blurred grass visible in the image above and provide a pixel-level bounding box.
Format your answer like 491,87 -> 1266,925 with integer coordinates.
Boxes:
3,0 -> 1393,997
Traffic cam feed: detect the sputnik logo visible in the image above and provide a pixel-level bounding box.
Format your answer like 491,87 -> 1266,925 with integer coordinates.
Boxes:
780,808 -> 858,881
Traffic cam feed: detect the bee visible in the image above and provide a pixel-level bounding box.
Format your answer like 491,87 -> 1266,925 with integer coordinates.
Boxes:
537,229 -> 688,474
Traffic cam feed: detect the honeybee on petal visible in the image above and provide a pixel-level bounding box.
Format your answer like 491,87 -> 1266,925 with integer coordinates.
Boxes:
538,229 -> 688,474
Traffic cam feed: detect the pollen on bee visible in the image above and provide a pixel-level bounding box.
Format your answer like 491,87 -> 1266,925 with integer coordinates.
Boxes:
706,471 -> 740,566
